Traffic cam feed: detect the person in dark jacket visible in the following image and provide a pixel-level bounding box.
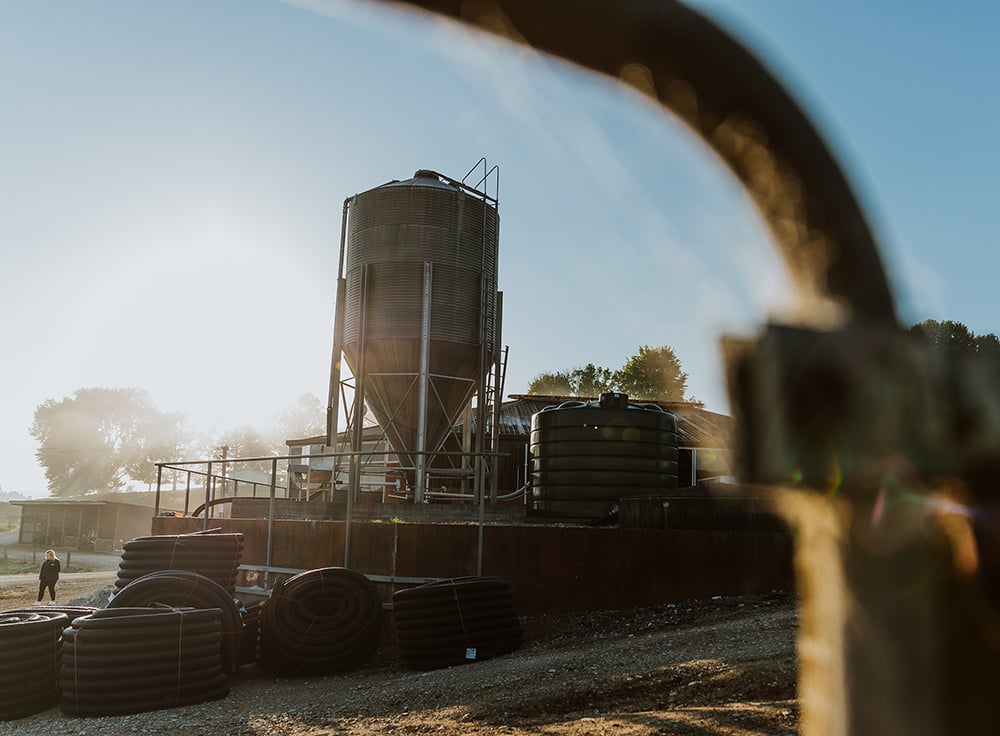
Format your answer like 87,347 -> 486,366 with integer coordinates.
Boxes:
35,549 -> 60,605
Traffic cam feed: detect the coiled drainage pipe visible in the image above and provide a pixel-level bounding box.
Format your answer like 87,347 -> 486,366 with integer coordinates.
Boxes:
392,576 -> 522,670
60,606 -> 228,717
256,567 -> 381,676
108,570 -> 243,673
116,532 -> 245,594
0,610 -> 68,721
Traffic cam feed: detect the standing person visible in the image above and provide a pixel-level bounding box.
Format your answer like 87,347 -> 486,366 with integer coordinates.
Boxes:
35,549 -> 60,605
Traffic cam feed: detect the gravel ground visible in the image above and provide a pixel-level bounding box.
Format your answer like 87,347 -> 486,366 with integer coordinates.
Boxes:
1,575 -> 797,736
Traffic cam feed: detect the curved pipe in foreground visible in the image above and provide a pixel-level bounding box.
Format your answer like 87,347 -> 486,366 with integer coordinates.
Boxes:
374,0 -> 898,325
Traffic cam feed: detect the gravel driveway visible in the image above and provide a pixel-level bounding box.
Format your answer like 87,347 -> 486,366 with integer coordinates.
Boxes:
0,586 -> 797,736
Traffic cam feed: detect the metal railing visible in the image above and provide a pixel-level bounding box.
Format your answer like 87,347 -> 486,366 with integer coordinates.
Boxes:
154,446 -> 509,581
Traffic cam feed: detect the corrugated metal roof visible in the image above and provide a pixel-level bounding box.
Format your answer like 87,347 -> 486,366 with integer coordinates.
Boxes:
672,407 -> 732,449
11,500 -> 108,506
469,395 -> 732,448
287,395 -> 732,450
286,424 -> 387,448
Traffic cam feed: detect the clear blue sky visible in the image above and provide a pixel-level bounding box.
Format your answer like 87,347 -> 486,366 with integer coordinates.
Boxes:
2,1 -> 997,497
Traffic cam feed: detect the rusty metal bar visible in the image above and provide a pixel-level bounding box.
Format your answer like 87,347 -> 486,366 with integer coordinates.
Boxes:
345,263 -> 371,567
414,262 -> 433,504
326,196 -> 351,447
154,464 -> 163,516
265,456 -> 277,590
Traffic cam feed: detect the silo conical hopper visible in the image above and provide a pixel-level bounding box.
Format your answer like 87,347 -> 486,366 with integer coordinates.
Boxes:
342,170 -> 499,486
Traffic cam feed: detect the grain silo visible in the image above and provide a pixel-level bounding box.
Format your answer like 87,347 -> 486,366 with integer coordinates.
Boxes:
327,168 -> 501,503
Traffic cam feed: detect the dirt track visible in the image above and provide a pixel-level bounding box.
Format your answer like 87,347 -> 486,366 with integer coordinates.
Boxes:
0,571 -> 117,608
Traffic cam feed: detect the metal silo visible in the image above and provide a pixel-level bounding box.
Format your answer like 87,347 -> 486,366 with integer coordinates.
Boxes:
329,168 -> 501,503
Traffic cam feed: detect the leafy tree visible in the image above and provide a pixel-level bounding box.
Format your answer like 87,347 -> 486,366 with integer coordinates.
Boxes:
191,394 -> 328,477
527,345 -> 688,401
125,411 -> 190,489
979,333 -> 1000,355
186,393 -> 327,459
614,345 -> 688,401
909,320 -> 1000,356
275,393 -> 327,446
31,387 -> 187,496
214,426 -> 275,460
574,363 -> 616,397
217,393 -> 327,455
212,426 -> 276,476
527,364 -> 614,397
527,371 -> 574,396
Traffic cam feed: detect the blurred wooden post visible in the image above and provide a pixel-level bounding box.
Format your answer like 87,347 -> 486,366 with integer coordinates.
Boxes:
779,488 -> 999,736
731,325 -> 1000,735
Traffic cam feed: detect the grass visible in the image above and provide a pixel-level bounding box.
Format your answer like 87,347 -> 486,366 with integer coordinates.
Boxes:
0,560 -> 41,575
0,559 -> 93,575
0,502 -> 20,531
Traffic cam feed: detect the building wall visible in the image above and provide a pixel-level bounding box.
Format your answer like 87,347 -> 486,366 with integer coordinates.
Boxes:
17,503 -> 155,552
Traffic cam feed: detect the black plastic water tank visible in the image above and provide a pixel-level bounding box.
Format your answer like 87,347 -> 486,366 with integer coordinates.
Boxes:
529,392 -> 679,519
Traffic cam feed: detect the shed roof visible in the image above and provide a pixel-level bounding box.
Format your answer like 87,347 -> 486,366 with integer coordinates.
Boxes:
11,499 -> 154,510
472,395 -> 732,448
286,424 -> 387,448
288,396 -> 732,451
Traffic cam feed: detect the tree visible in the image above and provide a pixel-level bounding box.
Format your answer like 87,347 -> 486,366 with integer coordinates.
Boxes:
909,320 -> 1000,356
527,345 -> 688,401
190,394 -> 328,478
527,363 -> 614,397
224,392 -> 327,456
213,427 -> 275,460
30,387 -> 187,496
212,426 -> 277,475
527,371 -> 574,396
124,409 -> 190,489
274,393 -> 327,447
186,393 -> 327,458
614,345 -> 688,401
575,363 -> 616,397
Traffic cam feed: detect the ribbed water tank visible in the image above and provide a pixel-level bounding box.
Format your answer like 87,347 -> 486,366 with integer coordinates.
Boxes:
529,392 -> 679,518
343,170 -> 499,472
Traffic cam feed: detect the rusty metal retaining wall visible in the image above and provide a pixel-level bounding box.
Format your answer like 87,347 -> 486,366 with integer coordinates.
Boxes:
151,516 -> 792,613
229,498 -> 526,523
